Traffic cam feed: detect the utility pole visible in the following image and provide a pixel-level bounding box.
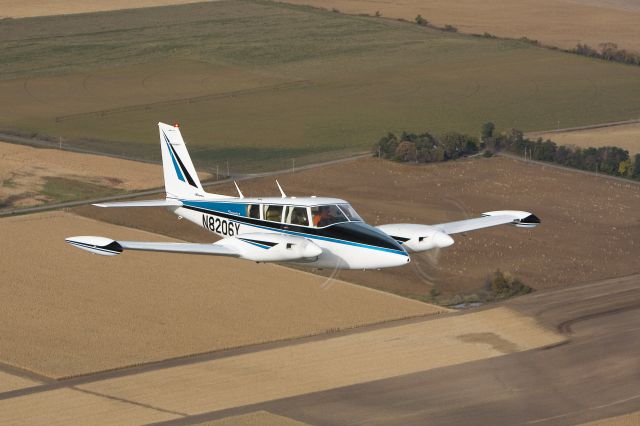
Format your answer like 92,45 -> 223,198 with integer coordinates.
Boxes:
216,164 -> 219,180
226,160 -> 230,178
292,158 -> 295,173
59,136 -> 62,150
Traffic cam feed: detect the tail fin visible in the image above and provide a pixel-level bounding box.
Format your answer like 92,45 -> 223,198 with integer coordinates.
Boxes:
159,122 -> 204,199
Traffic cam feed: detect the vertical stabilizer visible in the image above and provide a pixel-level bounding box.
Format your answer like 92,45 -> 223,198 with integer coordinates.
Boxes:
159,122 -> 204,199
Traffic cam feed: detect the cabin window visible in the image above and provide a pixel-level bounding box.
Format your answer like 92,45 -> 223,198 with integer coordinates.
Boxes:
310,205 -> 347,227
247,204 -> 260,219
338,204 -> 363,222
263,205 -> 284,222
285,206 -> 310,226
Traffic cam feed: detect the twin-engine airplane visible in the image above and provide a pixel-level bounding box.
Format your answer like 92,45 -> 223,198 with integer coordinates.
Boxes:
66,123 -> 540,269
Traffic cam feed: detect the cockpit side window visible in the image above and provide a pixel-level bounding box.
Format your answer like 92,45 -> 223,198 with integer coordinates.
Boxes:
247,204 -> 260,219
311,205 -> 347,227
285,206 -> 310,226
263,204 -> 284,222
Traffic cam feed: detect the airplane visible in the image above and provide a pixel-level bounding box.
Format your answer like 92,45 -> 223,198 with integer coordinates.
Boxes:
65,122 -> 540,270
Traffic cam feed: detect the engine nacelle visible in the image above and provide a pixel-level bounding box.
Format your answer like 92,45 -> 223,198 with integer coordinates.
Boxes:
216,233 -> 322,262
376,224 -> 454,253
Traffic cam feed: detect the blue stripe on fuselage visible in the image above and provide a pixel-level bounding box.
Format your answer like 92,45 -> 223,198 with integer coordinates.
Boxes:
182,200 -> 408,256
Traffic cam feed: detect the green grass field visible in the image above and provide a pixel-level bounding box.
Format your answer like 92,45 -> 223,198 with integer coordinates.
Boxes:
1,0 -> 640,172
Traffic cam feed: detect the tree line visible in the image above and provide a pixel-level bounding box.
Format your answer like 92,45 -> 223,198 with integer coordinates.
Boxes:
373,131 -> 478,163
573,42 -> 640,66
373,122 -> 640,181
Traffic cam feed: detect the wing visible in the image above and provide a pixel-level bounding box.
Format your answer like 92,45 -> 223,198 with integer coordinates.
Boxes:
66,232 -> 322,262
434,210 -> 540,235
65,236 -> 238,257
377,210 -> 539,252
93,199 -> 183,208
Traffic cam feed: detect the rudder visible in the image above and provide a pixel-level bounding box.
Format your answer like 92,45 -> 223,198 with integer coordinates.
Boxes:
159,122 -> 204,199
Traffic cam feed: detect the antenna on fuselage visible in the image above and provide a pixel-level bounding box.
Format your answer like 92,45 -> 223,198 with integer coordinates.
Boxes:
233,181 -> 244,198
276,180 -> 287,198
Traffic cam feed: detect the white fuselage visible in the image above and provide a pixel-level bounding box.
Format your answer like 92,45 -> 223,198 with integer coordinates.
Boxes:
171,197 -> 410,270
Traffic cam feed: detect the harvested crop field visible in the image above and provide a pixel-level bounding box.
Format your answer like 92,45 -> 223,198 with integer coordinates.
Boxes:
0,141 -> 170,209
282,0 -> 640,52
2,1 -> 640,171
0,211 -> 441,378
67,307 -> 563,416
0,306 -> 562,423
0,371 -> 40,393
531,122 -> 640,155
77,156 -> 640,300
204,411 -> 308,426
0,0 -> 208,18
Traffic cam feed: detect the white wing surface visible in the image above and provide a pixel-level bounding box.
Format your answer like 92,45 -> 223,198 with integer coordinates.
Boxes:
65,236 -> 238,257
377,210 -> 539,252
65,233 -> 322,262
434,210 -> 540,234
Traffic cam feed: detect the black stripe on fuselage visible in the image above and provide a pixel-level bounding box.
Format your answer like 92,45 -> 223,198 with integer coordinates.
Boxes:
183,205 -> 406,254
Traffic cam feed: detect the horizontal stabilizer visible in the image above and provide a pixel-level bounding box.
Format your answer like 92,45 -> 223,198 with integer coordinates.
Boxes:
93,199 -> 183,208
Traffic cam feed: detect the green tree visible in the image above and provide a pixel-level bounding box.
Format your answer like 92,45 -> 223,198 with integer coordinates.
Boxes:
481,122 -> 495,140
394,141 -> 417,162
632,154 -> 640,179
415,14 -> 428,26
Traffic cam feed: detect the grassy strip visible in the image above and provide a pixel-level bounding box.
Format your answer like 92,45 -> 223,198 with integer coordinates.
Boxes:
40,177 -> 124,204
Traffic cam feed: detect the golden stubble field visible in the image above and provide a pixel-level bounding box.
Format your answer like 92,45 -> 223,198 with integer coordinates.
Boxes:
281,0 -> 640,52
0,141 -> 173,208
78,156 -> 640,298
531,123 -> 640,155
0,211 -> 442,378
0,0 -> 209,18
0,306 -> 563,423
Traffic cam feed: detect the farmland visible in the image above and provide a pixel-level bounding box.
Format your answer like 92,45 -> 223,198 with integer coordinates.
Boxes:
0,141 -> 169,209
1,0 -> 640,172
76,156 -> 640,301
531,122 -> 640,155
0,0 -> 208,18
0,211 -> 441,378
281,0 -> 640,52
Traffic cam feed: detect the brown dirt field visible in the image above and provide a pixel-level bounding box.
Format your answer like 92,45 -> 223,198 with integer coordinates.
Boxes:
0,141 -> 176,209
533,123 -> 640,155
76,156 -> 640,299
281,0 -> 640,52
201,411 -> 308,426
72,307 -> 562,416
0,0 -> 210,18
0,211 -> 441,378
0,371 -> 40,393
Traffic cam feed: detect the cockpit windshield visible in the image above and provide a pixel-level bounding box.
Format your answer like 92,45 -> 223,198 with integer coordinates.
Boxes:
338,204 -> 363,222
310,204 -> 363,228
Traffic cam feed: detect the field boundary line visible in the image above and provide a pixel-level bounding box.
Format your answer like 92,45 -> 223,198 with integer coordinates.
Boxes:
0,132 -> 160,164
0,152 -> 370,217
0,310 -> 451,401
526,118 -> 640,137
54,80 -> 313,122
496,152 -> 640,185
